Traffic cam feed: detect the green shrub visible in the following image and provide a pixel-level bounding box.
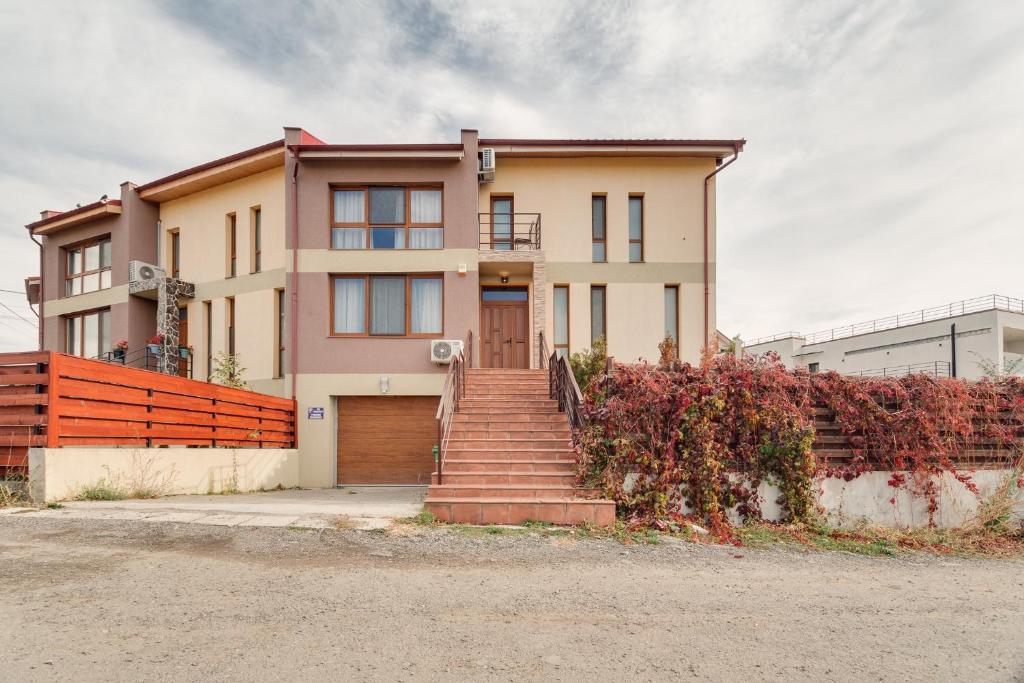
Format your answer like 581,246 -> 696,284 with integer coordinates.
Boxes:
569,336 -> 607,392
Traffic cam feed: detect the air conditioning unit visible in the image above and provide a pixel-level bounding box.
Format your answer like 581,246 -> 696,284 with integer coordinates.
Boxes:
129,260 -> 166,284
430,339 -> 464,364
478,148 -> 496,183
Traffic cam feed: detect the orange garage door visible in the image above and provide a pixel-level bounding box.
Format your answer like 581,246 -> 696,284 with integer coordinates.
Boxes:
337,396 -> 438,485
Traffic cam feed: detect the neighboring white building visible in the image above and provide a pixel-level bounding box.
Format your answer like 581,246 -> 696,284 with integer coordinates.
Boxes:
744,295 -> 1024,380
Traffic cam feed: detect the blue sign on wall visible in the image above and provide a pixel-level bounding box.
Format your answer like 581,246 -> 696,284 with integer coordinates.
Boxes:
307,407 -> 325,420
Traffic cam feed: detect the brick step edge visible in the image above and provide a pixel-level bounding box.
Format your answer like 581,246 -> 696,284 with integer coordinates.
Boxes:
424,498 -> 616,526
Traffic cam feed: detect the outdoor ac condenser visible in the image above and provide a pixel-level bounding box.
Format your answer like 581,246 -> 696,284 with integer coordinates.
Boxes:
129,260 -> 166,284
478,148 -> 496,182
430,339 -> 464,364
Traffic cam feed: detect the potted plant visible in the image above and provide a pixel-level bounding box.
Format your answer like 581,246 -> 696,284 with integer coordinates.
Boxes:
112,339 -> 128,360
179,346 -> 191,359
147,334 -> 164,354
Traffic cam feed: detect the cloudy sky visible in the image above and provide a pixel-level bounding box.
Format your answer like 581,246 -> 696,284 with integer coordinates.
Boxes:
1,0 -> 1022,351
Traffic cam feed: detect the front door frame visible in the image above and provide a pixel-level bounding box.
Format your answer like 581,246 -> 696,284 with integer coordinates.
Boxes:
479,285 -> 529,369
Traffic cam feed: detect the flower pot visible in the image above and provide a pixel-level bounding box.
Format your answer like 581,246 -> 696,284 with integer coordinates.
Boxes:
179,347 -> 190,359
147,344 -> 160,354
112,348 -> 125,360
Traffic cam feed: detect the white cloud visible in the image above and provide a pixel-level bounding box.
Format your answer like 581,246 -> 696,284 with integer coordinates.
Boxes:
1,0 -> 1022,351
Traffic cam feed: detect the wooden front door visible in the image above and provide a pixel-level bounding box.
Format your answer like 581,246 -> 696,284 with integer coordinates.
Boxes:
337,396 -> 438,485
480,287 -> 529,368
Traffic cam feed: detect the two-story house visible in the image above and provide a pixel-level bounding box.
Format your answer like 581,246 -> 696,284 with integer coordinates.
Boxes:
26,128 -> 744,488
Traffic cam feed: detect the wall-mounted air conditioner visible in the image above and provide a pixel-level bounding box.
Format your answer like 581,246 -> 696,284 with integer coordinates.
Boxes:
478,148 -> 496,183
430,339 -> 464,364
129,260 -> 166,285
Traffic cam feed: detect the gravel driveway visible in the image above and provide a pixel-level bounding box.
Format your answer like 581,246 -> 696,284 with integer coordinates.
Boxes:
1,516 -> 1022,681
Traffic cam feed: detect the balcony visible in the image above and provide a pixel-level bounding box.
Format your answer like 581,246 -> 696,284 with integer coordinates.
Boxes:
478,213 -> 541,250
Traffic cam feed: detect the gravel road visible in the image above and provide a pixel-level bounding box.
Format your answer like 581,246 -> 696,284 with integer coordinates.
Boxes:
1,516 -> 1022,681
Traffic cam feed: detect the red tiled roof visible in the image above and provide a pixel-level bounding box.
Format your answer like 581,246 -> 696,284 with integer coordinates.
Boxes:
25,199 -> 122,231
136,139 -> 285,192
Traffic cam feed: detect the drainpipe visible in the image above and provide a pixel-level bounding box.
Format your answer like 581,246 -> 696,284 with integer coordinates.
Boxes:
702,144 -> 742,353
289,151 -> 300,401
29,231 -> 44,351
950,323 -> 957,378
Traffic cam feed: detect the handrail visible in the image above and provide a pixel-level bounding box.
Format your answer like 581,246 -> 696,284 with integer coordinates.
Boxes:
478,212 -> 542,250
96,346 -> 193,379
435,330 -> 471,485
548,350 -> 584,431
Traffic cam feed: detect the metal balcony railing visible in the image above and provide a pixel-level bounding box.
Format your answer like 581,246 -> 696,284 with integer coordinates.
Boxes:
850,361 -> 952,379
750,294 -> 1024,347
96,346 -> 193,379
478,212 -> 541,250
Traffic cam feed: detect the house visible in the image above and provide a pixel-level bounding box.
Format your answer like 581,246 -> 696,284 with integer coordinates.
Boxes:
744,295 -> 1024,380
25,128 -> 744,489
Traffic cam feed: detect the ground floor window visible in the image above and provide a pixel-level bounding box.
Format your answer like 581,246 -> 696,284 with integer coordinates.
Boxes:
331,274 -> 443,337
590,285 -> 606,345
664,285 -> 679,349
65,308 -> 110,358
553,285 -> 569,359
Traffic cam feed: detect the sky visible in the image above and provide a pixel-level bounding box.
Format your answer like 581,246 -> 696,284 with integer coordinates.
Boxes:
1,0 -> 1022,351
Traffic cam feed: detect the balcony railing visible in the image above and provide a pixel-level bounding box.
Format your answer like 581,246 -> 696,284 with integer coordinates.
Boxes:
478,212 -> 541,250
850,361 -> 952,379
96,346 -> 193,379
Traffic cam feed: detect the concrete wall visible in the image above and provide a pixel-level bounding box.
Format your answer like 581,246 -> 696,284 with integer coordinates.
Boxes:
29,447 -> 299,502
481,156 -> 717,364
745,309 -> 1022,380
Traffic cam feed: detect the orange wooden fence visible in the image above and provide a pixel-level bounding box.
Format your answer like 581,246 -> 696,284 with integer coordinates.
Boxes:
0,351 -> 296,469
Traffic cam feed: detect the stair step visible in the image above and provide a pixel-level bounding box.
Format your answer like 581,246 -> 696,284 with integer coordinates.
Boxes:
444,449 -> 576,461
431,471 -> 576,485
452,430 -> 570,440
447,438 -> 572,449
454,413 -> 567,423
427,485 -> 602,499
441,459 -> 576,473
424,497 -> 616,526
457,407 -> 560,415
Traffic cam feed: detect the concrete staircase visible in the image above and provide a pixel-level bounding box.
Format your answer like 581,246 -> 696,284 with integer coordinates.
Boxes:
424,368 -> 615,526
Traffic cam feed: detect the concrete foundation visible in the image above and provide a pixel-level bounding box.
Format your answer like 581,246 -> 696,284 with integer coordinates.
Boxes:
28,447 -> 299,502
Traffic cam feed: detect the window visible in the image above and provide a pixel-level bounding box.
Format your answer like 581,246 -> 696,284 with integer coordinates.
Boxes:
490,196 -> 513,250
331,186 -> 443,250
170,231 -> 180,279
628,195 -> 644,262
226,297 -> 235,355
664,285 -> 679,351
331,274 -> 443,337
64,308 -> 110,358
64,237 -> 111,296
275,289 -> 285,378
251,207 -> 262,273
553,285 -> 569,359
227,214 -> 237,277
590,285 -> 606,345
204,301 -> 212,381
591,196 -> 606,262
808,362 -> 820,374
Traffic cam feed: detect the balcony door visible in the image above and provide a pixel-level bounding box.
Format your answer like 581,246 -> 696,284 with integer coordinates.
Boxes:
480,287 -> 528,368
490,196 -> 513,251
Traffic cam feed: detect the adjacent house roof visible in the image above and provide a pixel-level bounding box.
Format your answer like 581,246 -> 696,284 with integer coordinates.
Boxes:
136,139 -> 286,202
26,199 -> 122,235
478,138 -> 745,158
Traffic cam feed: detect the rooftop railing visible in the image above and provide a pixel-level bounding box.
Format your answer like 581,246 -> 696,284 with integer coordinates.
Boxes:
849,361 -> 952,379
749,294 -> 1024,347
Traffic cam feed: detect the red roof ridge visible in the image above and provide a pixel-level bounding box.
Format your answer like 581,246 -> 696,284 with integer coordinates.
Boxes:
26,198 -> 122,231
136,139 -> 284,192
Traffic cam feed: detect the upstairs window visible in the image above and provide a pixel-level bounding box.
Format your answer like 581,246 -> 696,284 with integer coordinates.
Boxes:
227,214 -> 237,277
591,195 -> 606,262
332,186 -> 443,250
64,237 -> 111,296
251,207 -> 262,273
629,195 -> 644,262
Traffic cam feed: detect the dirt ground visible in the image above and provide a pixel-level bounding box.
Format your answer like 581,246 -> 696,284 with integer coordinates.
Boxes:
1,517 -> 1022,682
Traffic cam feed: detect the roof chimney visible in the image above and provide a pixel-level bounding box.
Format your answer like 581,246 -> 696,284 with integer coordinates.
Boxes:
39,210 -> 63,220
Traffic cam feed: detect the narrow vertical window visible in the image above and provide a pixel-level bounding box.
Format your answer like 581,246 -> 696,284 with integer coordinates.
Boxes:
226,296 -> 235,355
628,195 -> 644,263
227,214 -> 237,277
251,207 -> 262,273
204,301 -> 212,381
276,289 -> 285,378
591,196 -> 606,262
170,231 -> 180,279
664,285 -> 679,353
553,285 -> 569,359
590,285 -> 606,345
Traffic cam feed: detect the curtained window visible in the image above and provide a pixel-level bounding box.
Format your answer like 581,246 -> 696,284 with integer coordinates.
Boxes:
331,275 -> 443,337
333,277 -> 366,334
370,276 -> 406,335
411,277 -> 443,334
331,186 -> 443,249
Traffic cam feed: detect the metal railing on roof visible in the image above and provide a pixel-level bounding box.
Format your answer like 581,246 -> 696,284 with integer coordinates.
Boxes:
849,361 -> 952,379
749,294 -> 1024,347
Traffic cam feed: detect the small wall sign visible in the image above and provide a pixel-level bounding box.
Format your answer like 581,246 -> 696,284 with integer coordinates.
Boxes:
307,407 -> 325,420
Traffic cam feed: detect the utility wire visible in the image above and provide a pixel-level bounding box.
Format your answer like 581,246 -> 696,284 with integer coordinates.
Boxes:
0,301 -> 37,328
0,288 -> 27,295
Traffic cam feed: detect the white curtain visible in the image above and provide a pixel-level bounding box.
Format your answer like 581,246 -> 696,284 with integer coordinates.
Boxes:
411,278 -> 443,334
410,189 -> 442,223
554,287 -> 569,346
332,228 -> 366,249
333,190 -> 365,223
83,313 -> 99,359
333,278 -> 366,334
371,276 -> 405,335
409,228 -> 443,249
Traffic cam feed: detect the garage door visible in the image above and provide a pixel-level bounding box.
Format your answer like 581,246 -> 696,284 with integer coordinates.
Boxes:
337,396 -> 438,485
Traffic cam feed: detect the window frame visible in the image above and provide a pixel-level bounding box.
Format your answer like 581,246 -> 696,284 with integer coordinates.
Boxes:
63,236 -> 112,298
590,284 -> 606,346
628,194 -> 644,263
203,300 -> 213,381
664,284 -> 679,356
251,206 -> 262,274
63,307 -> 111,358
329,184 -> 445,251
227,214 -> 237,277
591,194 -> 607,263
553,284 -> 570,359
489,194 -> 515,251
275,289 -> 285,378
329,273 -> 445,338
226,296 -> 235,355
170,230 -> 180,279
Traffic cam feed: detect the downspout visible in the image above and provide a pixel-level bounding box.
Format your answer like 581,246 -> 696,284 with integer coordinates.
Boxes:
702,144 -> 742,353
289,150 -> 300,401
29,231 -> 44,351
